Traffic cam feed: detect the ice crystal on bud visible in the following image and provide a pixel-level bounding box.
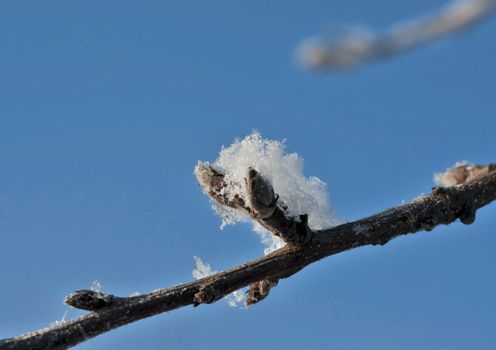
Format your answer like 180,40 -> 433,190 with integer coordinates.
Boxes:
91,280 -> 102,292
192,256 -> 216,279
50,311 -> 68,327
199,131 -> 340,253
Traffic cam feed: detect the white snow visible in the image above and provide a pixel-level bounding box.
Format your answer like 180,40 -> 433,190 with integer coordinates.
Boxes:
192,132 -> 341,307
198,131 -> 340,254
252,222 -> 286,255
192,256 -> 216,279
49,310 -> 68,327
352,223 -> 372,237
90,280 -> 102,292
226,289 -> 247,308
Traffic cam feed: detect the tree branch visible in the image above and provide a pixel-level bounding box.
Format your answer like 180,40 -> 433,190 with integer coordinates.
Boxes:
1,164 -> 495,350
298,0 -> 496,70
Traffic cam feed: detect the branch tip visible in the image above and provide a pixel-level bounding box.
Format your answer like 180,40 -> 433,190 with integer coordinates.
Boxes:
64,290 -> 114,311
246,167 -> 277,219
459,206 -> 477,225
435,162 -> 496,187
246,279 -> 278,306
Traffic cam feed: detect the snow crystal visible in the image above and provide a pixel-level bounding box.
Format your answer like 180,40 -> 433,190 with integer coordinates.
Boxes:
90,280 -> 102,292
226,289 -> 247,308
352,223 -> 371,236
192,256 -> 216,279
50,310 -> 68,327
200,131 -> 340,253
252,222 -> 285,255
192,256 -> 247,307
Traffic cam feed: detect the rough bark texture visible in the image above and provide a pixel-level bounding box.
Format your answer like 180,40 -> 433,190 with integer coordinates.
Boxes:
1,164 -> 495,350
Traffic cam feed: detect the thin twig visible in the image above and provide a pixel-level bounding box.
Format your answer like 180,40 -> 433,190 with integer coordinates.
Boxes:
298,0 -> 496,70
1,164 -> 495,350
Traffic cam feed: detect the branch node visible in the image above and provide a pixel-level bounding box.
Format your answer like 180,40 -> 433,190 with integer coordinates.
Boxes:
65,290 -> 115,311
193,286 -> 217,306
459,206 -> 476,225
375,236 -> 390,246
246,168 -> 314,245
246,279 -> 278,306
296,214 -> 313,244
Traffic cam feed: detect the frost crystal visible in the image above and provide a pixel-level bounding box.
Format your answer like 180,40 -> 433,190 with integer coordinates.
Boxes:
226,289 -> 247,308
90,280 -> 102,292
192,256 -> 246,307
352,223 -> 371,237
192,256 -> 216,279
50,310 -> 68,327
200,131 -> 340,253
252,222 -> 285,255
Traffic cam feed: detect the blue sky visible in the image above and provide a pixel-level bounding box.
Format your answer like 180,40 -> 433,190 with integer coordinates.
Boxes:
0,1 -> 495,349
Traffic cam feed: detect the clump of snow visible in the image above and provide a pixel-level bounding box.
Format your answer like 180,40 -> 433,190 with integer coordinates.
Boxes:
434,161 -> 472,187
90,280 -> 102,292
192,256 -> 246,307
192,256 -> 216,279
199,131 -> 340,252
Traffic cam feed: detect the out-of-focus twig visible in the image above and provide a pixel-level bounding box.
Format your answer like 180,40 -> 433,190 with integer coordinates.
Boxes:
298,0 -> 496,70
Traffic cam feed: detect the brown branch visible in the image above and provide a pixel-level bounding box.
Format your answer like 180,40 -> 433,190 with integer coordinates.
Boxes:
195,164 -> 312,304
195,164 -> 315,303
1,164 -> 495,350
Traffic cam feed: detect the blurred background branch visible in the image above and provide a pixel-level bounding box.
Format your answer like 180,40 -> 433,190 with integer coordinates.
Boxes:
297,0 -> 496,70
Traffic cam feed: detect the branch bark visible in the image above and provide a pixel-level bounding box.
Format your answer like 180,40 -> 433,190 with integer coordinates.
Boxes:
1,164 -> 495,350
